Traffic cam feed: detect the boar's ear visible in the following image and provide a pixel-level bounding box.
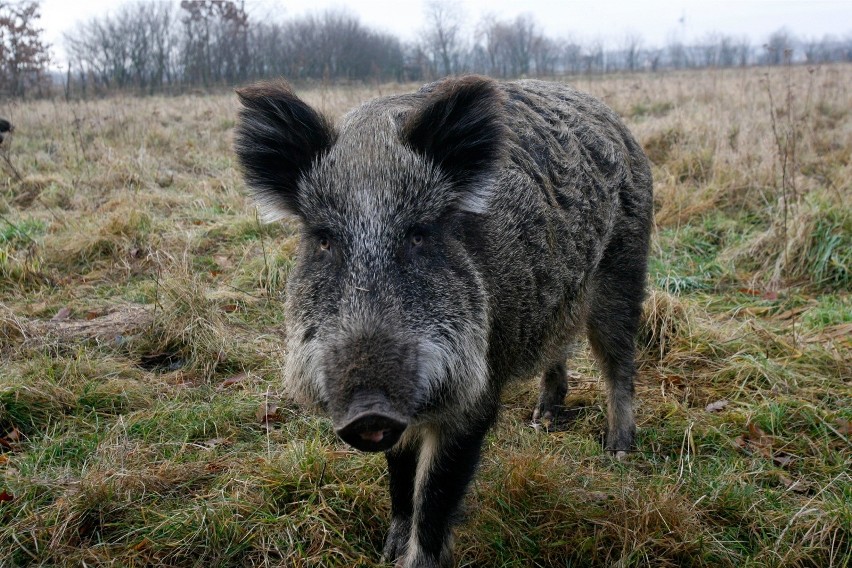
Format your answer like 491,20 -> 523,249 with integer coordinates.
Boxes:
234,81 -> 335,220
403,76 -> 507,214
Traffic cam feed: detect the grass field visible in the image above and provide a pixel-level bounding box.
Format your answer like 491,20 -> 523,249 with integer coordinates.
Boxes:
0,65 -> 850,567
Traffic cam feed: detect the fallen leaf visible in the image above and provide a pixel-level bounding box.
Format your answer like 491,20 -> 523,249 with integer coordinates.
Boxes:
762,290 -> 779,301
0,490 -> 13,502
705,399 -> 729,413
218,373 -> 247,389
0,454 -> 9,465
736,423 -> 798,467
778,474 -> 809,493
325,449 -> 356,459
202,437 -> 229,449
824,323 -> 852,340
735,423 -> 771,453
747,422 -> 768,443
835,419 -> 852,436
0,428 -> 22,449
773,452 -> 794,468
664,375 -> 684,387
51,307 -> 72,321
775,306 -> 809,320
221,304 -> 238,313
741,306 -> 772,317
738,287 -> 762,296
85,310 -> 103,321
256,402 -> 282,429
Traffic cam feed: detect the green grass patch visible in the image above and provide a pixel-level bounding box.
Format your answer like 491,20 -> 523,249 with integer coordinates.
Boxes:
0,218 -> 45,247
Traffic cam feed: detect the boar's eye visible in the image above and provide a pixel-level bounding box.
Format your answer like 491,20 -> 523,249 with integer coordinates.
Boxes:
404,226 -> 431,260
318,236 -> 331,251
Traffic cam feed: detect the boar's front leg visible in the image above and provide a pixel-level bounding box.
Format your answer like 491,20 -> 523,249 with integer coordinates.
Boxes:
385,413 -> 495,568
383,445 -> 417,563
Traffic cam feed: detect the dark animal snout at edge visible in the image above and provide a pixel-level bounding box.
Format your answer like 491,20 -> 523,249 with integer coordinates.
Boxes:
335,391 -> 409,452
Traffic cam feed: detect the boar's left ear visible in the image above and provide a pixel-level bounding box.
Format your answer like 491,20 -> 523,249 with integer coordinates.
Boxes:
403,76 -> 507,214
234,81 -> 336,220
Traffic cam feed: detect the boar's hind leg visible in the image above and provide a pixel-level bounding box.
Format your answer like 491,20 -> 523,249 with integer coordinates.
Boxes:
533,359 -> 568,423
587,234 -> 647,455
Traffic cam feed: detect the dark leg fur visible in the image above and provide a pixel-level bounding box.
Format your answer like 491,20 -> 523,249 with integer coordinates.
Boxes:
386,408 -> 496,568
533,361 -> 568,422
383,445 -> 418,563
587,232 -> 648,454
408,428 -> 488,567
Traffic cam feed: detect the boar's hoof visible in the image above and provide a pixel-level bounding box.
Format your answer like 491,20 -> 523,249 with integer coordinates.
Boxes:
381,517 -> 411,564
532,406 -> 556,423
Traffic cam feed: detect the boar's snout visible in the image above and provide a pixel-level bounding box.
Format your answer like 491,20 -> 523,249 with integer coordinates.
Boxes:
324,324 -> 422,452
335,391 -> 408,452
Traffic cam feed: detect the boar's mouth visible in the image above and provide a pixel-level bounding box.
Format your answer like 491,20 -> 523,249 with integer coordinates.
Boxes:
334,390 -> 409,452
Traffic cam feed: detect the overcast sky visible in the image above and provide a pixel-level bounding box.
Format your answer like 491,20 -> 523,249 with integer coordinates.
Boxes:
40,0 -> 852,67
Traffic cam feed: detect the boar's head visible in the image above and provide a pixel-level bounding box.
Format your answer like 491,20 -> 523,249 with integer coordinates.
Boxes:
235,77 -> 506,452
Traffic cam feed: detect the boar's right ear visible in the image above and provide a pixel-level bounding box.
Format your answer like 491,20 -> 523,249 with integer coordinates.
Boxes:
234,81 -> 335,220
403,76 -> 507,214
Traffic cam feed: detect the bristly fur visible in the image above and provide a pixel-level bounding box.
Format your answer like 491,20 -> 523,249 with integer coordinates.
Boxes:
403,76 -> 508,214
233,81 -> 336,221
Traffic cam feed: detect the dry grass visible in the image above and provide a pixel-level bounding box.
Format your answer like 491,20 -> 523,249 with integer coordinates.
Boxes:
0,66 -> 850,567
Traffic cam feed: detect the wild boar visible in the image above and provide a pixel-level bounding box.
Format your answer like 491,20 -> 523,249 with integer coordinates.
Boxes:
234,75 -> 653,567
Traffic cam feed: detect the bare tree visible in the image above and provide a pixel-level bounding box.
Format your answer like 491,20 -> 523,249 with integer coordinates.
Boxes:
505,13 -> 538,76
666,33 -> 689,69
560,35 -> 584,75
532,34 -> 559,76
243,9 -> 403,82
622,32 -> 643,72
180,0 -> 249,87
801,34 -> 843,64
473,13 -> 548,77
474,13 -> 501,76
421,0 -> 463,77
584,38 -> 606,75
762,27 -> 796,65
66,2 -> 179,94
0,0 -> 51,97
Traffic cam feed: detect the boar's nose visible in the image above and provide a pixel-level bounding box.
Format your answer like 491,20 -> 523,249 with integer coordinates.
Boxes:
335,391 -> 408,452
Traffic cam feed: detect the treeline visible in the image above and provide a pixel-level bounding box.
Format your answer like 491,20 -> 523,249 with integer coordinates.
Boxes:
3,0 -> 852,98
63,2 -> 406,94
